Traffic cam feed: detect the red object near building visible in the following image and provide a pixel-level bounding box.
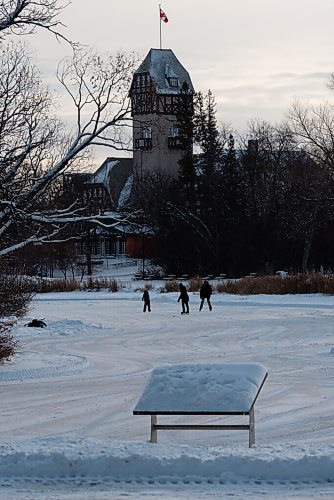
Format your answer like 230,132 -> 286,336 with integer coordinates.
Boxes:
126,235 -> 157,259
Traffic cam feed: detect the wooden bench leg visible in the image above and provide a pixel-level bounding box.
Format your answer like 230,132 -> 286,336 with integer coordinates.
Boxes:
150,415 -> 157,443
249,407 -> 255,447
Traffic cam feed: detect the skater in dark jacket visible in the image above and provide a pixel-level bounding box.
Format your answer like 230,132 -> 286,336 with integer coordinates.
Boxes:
178,283 -> 189,314
142,289 -> 151,312
199,280 -> 212,311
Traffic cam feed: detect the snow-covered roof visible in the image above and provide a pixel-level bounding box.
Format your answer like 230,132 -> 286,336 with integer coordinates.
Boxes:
134,363 -> 267,414
117,174 -> 133,209
134,48 -> 194,95
85,157 -> 133,209
91,159 -> 120,184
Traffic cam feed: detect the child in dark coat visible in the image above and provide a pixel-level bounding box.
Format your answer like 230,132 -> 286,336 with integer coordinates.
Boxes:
178,283 -> 189,314
142,289 -> 151,312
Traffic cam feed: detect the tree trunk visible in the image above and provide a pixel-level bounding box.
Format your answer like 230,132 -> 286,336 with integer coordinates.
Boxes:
301,225 -> 315,273
86,230 -> 92,276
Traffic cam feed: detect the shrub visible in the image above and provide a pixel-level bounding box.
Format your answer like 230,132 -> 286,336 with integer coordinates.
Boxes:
83,276 -> 95,290
188,276 -> 203,292
161,276 -> 204,293
215,273 -> 334,295
79,277 -> 122,292
34,277 -> 123,293
163,280 -> 179,293
108,279 -> 120,293
0,324 -> 18,362
36,278 -> 80,293
0,272 -> 35,318
0,263 -> 36,361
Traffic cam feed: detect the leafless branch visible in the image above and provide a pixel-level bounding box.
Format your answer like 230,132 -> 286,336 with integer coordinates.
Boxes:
0,0 -> 74,44
0,43 -> 138,256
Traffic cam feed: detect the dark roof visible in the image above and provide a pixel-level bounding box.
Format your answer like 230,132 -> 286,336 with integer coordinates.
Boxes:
134,48 -> 194,95
89,157 -> 133,209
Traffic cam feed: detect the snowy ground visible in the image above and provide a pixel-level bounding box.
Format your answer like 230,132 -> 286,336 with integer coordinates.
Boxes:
1,281 -> 334,498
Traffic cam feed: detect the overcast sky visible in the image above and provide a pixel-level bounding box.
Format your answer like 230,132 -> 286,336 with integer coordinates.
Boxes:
28,0 -> 334,162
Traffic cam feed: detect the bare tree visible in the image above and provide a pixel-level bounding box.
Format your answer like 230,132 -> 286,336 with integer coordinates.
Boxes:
287,101 -> 334,271
238,119 -> 295,220
0,0 -> 70,42
0,42 -> 138,257
288,101 -> 334,172
0,0 -> 139,357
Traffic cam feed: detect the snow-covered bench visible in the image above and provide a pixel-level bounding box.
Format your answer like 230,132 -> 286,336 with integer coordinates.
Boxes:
133,363 -> 268,447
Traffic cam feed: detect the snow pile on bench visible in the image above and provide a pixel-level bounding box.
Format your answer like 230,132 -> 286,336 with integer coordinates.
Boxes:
134,363 -> 267,414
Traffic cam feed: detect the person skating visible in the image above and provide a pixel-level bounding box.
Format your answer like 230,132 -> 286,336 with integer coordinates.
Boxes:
199,280 -> 212,311
178,283 -> 189,314
142,288 -> 151,312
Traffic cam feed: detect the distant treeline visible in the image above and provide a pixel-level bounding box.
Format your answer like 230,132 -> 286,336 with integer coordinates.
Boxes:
132,91 -> 334,277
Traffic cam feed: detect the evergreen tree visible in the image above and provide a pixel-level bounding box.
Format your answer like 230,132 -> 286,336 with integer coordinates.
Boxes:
176,81 -> 195,193
194,90 -> 222,176
221,134 -> 244,219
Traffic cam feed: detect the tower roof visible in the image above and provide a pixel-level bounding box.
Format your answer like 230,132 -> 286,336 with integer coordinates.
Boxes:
134,48 -> 194,95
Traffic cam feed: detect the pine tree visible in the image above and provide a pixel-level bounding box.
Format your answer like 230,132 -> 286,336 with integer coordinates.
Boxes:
195,90 -> 222,176
176,82 -> 196,205
221,134 -> 245,222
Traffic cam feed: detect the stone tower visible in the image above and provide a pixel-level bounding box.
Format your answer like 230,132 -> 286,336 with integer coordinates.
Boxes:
129,48 -> 194,178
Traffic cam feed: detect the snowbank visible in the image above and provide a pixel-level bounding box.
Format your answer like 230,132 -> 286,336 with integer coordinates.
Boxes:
0,439 -> 334,483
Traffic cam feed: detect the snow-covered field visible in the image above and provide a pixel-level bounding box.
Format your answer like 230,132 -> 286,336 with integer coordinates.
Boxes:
1,283 -> 334,498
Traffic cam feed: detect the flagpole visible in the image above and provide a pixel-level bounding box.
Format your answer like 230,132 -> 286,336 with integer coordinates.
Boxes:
159,4 -> 162,49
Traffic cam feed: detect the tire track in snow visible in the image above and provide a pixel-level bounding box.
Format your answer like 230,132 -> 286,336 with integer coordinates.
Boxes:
0,352 -> 90,381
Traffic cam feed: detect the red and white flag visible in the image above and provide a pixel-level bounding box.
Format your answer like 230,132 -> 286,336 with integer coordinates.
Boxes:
160,7 -> 169,23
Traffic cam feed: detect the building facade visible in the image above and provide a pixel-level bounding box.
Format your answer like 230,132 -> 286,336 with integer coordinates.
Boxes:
129,48 -> 194,178
51,49 -> 195,265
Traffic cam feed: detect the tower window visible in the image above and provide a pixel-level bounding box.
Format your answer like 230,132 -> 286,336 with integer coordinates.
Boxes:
135,123 -> 152,150
134,73 -> 149,89
168,124 -> 183,149
168,77 -> 179,87
140,125 -> 152,139
168,124 -> 180,138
